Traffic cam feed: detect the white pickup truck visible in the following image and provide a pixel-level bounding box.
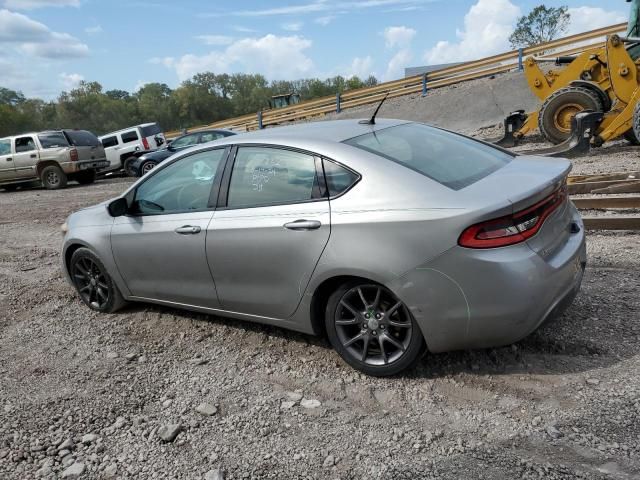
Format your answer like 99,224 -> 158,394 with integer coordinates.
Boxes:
0,130 -> 108,190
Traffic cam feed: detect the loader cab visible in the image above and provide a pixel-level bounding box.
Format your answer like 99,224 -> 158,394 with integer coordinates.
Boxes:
268,93 -> 301,109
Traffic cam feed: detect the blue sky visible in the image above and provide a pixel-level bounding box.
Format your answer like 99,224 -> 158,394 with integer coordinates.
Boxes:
0,0 -> 629,99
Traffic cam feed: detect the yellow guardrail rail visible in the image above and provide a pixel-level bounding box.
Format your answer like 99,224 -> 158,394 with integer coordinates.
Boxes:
164,22 -> 628,138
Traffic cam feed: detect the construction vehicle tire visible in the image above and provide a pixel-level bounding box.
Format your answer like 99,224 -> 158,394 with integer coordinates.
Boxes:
623,129 -> 640,145
538,87 -> 604,145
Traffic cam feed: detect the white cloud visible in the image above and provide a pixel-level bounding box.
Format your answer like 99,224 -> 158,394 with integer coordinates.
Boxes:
0,9 -> 88,58
160,34 -> 314,82
195,34 -> 234,46
383,25 -> 416,49
200,0 -> 435,18
59,72 -> 83,90
349,56 -> 373,78
566,7 -> 626,36
424,0 -> 520,64
232,25 -> 257,33
0,0 -> 79,9
84,25 -> 102,34
384,49 -> 412,80
314,15 -> 334,26
282,21 -> 303,32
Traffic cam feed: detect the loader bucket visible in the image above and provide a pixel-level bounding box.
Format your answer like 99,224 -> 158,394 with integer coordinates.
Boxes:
490,110 -> 528,147
519,111 -> 604,158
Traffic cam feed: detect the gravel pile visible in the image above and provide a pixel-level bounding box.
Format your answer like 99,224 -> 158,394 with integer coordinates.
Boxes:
0,146 -> 639,479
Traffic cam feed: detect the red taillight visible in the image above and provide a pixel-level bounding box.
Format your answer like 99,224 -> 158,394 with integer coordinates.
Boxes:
459,185 -> 567,249
70,148 -> 78,161
142,137 -> 150,150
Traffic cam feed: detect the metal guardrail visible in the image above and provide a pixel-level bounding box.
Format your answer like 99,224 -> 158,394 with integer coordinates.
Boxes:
164,22 -> 628,138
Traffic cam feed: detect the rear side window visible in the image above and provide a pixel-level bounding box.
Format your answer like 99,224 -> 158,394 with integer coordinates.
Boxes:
15,136 -> 36,153
227,147 -> 320,208
101,136 -> 118,148
121,131 -> 139,143
65,130 -> 100,147
323,160 -> 359,197
38,132 -> 69,149
140,123 -> 162,137
200,132 -> 223,143
344,123 -> 513,190
0,139 -> 10,155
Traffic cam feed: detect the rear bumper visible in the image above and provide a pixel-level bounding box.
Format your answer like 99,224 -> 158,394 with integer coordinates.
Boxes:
61,160 -> 109,174
388,206 -> 586,353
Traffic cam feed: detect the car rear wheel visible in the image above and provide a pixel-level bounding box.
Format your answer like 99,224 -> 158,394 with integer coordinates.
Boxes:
123,157 -> 138,177
140,160 -> 157,175
325,281 -> 424,376
70,247 -> 126,313
41,165 -> 67,190
75,170 -> 96,185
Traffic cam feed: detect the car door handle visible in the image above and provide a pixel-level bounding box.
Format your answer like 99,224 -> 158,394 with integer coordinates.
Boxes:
175,225 -> 201,235
30,154 -> 37,158
5,158 -> 11,161
283,219 -> 322,231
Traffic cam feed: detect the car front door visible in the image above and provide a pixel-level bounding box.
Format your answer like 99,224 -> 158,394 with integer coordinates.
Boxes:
111,147 -> 228,307
207,145 -> 330,319
0,138 -> 15,182
12,136 -> 39,179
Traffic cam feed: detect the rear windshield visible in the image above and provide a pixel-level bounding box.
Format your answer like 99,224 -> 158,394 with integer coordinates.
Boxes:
38,132 -> 69,149
64,130 -> 101,147
344,123 -> 513,190
140,123 -> 162,137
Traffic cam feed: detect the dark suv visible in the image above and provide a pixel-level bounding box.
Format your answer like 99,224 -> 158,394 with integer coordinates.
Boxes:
130,129 -> 236,177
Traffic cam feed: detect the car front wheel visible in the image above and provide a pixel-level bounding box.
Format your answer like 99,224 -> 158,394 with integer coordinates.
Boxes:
325,281 -> 424,376
70,247 -> 126,313
139,160 -> 157,175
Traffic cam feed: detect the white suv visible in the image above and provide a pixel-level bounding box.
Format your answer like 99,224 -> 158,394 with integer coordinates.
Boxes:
99,123 -> 165,175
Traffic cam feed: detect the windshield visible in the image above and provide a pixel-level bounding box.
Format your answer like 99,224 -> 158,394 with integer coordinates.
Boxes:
344,123 -> 513,190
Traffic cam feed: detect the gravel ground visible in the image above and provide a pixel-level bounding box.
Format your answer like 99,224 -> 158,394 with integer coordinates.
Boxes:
1,142 -> 639,479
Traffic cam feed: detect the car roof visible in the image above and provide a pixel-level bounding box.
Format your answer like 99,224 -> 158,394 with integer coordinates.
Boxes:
228,118 -> 410,144
99,123 -> 158,137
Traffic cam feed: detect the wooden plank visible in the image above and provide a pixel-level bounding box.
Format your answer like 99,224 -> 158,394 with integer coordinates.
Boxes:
568,172 -> 640,184
573,196 -> 640,209
591,182 -> 640,194
568,180 -> 640,195
582,216 -> 640,230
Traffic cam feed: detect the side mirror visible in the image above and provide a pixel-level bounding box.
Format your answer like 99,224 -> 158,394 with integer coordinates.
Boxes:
107,197 -> 128,217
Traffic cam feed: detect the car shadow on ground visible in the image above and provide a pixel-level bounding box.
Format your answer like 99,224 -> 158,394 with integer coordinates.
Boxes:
119,294 -> 629,380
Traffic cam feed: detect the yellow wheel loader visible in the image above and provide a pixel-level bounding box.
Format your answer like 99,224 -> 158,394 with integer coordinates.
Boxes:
496,0 -> 640,156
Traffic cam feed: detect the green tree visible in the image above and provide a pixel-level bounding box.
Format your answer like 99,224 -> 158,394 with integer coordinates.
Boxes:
509,5 -> 571,49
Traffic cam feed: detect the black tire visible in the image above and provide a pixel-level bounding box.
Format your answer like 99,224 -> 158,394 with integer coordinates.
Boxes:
538,87 -> 604,145
139,160 -> 157,176
69,247 -> 126,313
40,165 -> 68,190
123,157 -> 138,177
633,101 -> 640,144
75,169 -> 96,185
325,281 -> 425,377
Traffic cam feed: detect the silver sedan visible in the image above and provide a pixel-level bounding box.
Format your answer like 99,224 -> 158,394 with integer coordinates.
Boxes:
61,119 -> 586,376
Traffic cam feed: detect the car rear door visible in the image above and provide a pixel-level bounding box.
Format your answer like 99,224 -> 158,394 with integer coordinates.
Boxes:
12,136 -> 39,179
0,138 -> 16,182
111,147 -> 228,307
206,145 -> 330,319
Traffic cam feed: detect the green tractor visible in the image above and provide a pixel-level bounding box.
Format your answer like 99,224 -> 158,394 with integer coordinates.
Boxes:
268,93 -> 301,109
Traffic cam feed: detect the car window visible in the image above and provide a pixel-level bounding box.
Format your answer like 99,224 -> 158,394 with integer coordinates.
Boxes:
323,160 -> 359,197
200,132 -> 222,143
64,130 -> 100,147
101,136 -> 118,148
140,123 -> 162,137
132,149 -> 225,215
38,132 -> 69,149
0,139 -> 10,155
227,147 -> 319,208
171,134 -> 199,149
344,123 -> 513,190
15,136 -> 36,153
121,131 -> 139,144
